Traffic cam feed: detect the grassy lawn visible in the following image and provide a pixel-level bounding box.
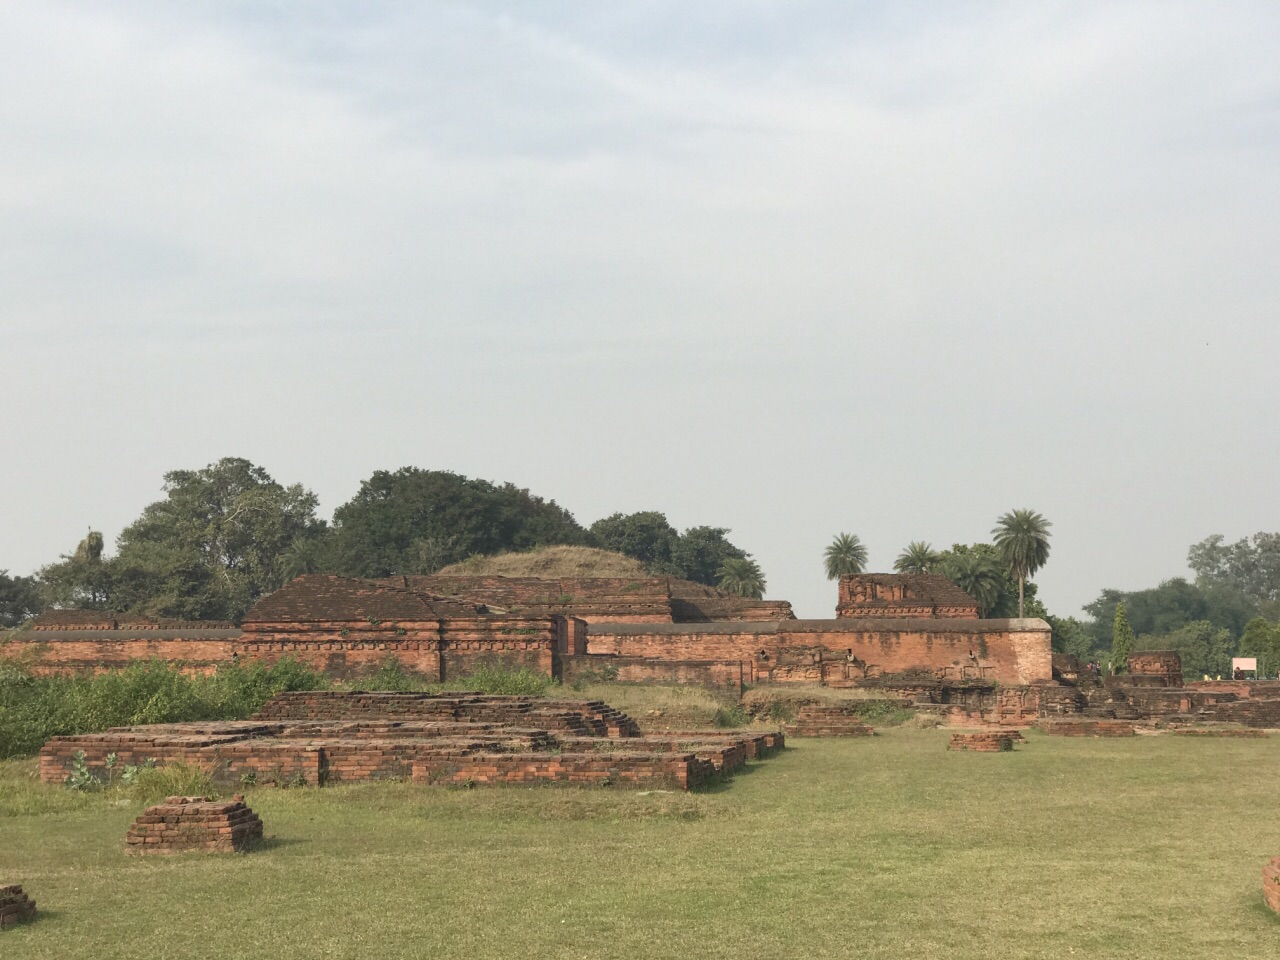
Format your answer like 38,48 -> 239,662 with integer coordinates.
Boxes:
3,727 -> 1279,959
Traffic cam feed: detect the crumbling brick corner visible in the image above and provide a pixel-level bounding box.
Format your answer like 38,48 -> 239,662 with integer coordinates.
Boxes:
948,732 -> 1014,752
0,885 -> 37,930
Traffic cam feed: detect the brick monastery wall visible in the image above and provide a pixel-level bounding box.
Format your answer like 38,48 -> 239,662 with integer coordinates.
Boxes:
561,655 -> 745,692
586,618 -> 1053,686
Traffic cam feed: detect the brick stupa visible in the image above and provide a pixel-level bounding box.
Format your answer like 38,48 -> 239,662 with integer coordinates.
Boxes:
126,795 -> 263,855
0,885 -> 37,930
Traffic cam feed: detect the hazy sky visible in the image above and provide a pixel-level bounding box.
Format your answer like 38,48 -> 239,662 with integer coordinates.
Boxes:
3,1 -> 1278,619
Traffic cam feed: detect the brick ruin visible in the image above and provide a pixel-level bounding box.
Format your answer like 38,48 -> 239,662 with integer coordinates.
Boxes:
781,704 -> 876,738
948,732 -> 1015,752
1264,857 -> 1280,913
0,885 -> 36,931
40,691 -> 784,792
126,795 -> 264,855
15,570 -> 1280,733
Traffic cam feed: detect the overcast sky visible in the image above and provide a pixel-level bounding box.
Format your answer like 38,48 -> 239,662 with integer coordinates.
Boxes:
2,1 -> 1278,619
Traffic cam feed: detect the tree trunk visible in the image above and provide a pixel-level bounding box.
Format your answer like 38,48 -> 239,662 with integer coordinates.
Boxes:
1018,575 -> 1024,619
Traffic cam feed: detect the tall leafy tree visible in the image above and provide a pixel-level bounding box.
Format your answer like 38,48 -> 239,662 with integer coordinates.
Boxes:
893,541 -> 939,575
717,557 -> 766,599
38,530 -> 116,610
992,509 -> 1052,618
1187,532 -> 1280,616
330,468 -> 588,577
668,526 -> 748,585
111,458 -> 325,621
1082,579 -> 1255,650
824,533 -> 868,579
589,512 -> 679,569
1238,617 -> 1280,678
1111,601 -> 1135,674
0,571 -> 43,627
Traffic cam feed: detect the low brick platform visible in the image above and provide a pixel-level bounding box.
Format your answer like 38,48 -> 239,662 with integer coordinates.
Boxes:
0,885 -> 36,930
1265,856 -> 1280,912
782,705 -> 877,738
1037,720 -> 1135,737
126,795 -> 264,855
948,732 -> 1014,752
1173,728 -> 1268,738
41,694 -> 781,792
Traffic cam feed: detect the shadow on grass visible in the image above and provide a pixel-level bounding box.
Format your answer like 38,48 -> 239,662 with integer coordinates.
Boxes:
697,753 -> 786,794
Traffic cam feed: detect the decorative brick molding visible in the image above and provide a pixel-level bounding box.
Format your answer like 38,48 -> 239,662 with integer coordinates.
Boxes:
126,795 -> 263,855
0,885 -> 36,930
948,732 -> 1014,752
1264,857 -> 1280,913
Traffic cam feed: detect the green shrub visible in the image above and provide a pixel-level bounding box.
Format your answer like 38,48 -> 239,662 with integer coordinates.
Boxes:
364,656 -> 421,692
713,704 -> 751,728
443,663 -> 553,697
0,657 -> 327,759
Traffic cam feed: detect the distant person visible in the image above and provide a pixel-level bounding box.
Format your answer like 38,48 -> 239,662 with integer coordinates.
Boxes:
1233,667 -> 1244,681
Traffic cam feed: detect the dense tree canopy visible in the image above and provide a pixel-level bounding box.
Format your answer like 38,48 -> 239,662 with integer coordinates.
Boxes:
1135,620 -> 1232,680
0,571 -> 42,628
330,468 -> 590,578
589,512 -> 751,586
1081,578 -> 1255,651
893,541 -> 938,575
1187,532 -> 1280,616
934,543 -> 1039,619
717,557 -> 766,599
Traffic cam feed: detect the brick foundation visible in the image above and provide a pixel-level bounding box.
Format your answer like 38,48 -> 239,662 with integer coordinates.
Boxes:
0,885 -> 36,930
782,705 -> 877,738
948,732 -> 1014,752
40,693 -> 782,792
1037,720 -> 1136,737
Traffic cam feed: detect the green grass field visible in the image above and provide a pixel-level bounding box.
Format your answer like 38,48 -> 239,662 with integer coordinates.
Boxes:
3,726 -> 1279,959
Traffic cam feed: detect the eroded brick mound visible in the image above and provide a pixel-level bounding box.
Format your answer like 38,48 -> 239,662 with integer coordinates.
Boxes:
0,885 -> 36,930
949,732 -> 1013,752
1264,857 -> 1280,913
126,795 -> 263,855
782,705 -> 876,737
1038,720 -> 1135,737
42,694 -> 783,793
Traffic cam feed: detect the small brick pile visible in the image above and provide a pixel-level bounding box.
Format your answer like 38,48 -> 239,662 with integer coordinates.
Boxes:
1038,720 -> 1135,737
1264,857 -> 1280,912
126,795 -> 263,855
0,885 -> 36,930
948,732 -> 1014,752
782,704 -> 876,738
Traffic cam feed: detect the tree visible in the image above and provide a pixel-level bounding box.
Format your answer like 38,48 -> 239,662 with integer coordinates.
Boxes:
109,458 -> 325,621
893,541 -> 938,575
824,533 -> 868,579
717,557 -> 766,599
1047,614 -> 1095,660
1187,532 -> 1280,617
940,549 -> 1004,617
38,530 -> 116,610
0,571 -> 42,627
1136,620 -> 1233,680
1081,578 -> 1255,650
992,509 -> 1052,618
589,513 -> 753,586
331,468 -> 589,577
1238,617 -> 1280,678
668,526 -> 749,586
1111,601 -> 1135,674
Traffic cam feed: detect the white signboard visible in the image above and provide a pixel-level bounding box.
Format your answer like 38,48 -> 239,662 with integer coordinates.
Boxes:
1232,657 -> 1257,671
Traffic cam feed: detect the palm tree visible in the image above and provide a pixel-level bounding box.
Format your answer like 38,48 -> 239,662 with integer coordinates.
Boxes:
893,541 -> 939,575
940,551 -> 1003,618
824,533 -> 868,580
717,557 -> 766,599
991,509 -> 1052,618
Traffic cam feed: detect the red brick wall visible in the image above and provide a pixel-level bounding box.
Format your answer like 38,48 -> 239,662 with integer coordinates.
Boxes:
561,655 -> 744,692
587,619 -> 1052,685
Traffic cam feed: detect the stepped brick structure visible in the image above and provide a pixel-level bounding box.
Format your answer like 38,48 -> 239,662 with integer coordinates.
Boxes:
126,795 -> 264,854
0,885 -> 36,930
40,692 -> 784,792
837,574 -> 979,619
1037,719 -> 1136,737
782,704 -> 876,737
